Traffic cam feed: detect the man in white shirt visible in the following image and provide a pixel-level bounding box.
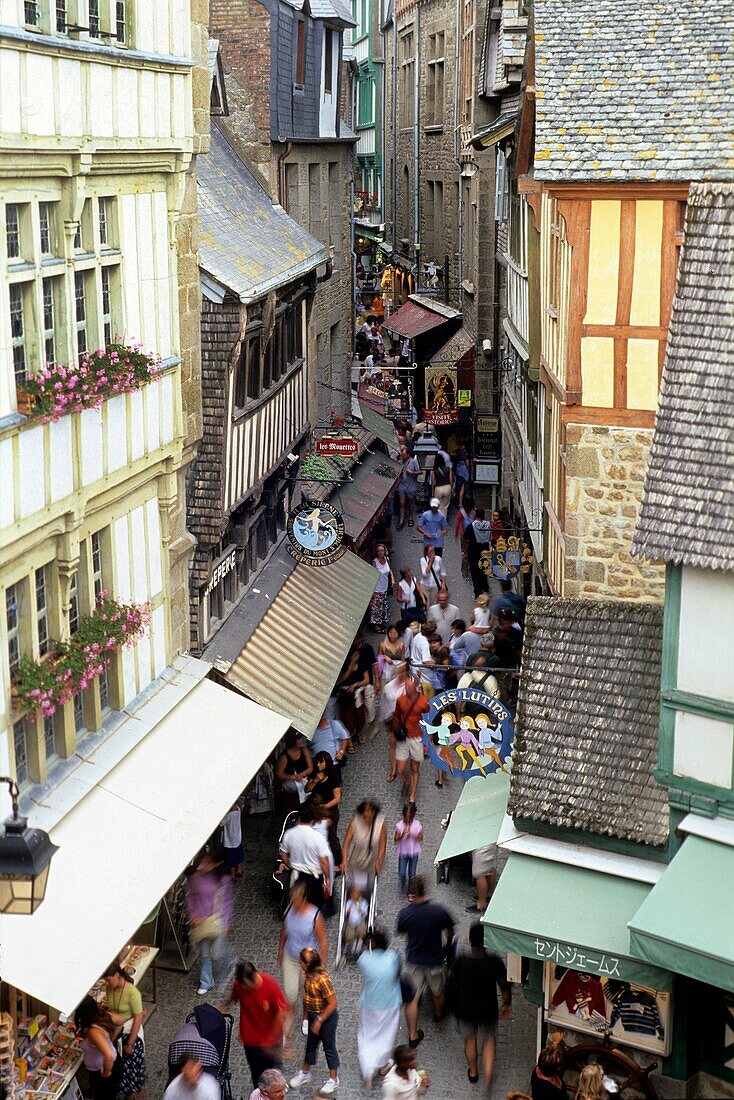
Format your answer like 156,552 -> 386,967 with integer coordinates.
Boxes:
279,806 -> 331,903
427,589 -> 461,645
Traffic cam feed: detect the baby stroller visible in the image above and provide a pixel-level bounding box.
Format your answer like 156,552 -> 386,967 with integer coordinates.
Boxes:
335,872 -> 379,966
167,1004 -> 234,1100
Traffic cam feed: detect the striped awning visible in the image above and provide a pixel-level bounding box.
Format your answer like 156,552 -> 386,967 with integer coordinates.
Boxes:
224,551 -> 377,736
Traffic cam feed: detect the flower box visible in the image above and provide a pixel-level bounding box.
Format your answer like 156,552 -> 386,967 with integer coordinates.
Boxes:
16,343 -> 161,423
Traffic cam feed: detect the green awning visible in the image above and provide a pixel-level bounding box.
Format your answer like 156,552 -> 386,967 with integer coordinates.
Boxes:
435,773 -> 510,865
358,403 -> 400,449
483,854 -> 673,990
629,835 -> 734,993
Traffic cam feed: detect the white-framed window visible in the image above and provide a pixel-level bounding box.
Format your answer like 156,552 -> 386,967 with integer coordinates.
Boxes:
6,584 -> 21,675
91,530 -> 104,599
98,197 -> 109,247
9,284 -> 28,383
6,204 -> 21,260
73,690 -> 86,734
101,266 -> 112,343
74,270 -> 89,358
39,201 -> 55,256
115,0 -> 127,43
68,571 -> 79,634
88,0 -> 101,37
56,0 -> 67,32
13,720 -> 29,786
34,567 -> 50,656
42,276 -> 58,365
495,147 -> 509,222
24,0 -> 40,27
44,714 -> 58,765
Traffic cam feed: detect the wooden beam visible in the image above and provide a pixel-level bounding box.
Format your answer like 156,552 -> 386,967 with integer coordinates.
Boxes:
539,358 -> 581,405
556,199 -> 590,396
545,182 -> 690,202
613,337 -> 628,409
561,404 -> 655,429
660,199 -> 680,338
581,323 -> 667,339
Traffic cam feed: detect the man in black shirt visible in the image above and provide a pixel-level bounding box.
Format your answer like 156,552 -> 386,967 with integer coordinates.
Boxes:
447,921 -> 511,1090
396,876 -> 455,1047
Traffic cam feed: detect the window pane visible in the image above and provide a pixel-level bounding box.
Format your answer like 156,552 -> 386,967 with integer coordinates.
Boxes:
99,667 -> 109,710
13,720 -> 28,786
88,0 -> 100,36
98,198 -> 108,246
43,277 -> 56,366
116,0 -> 126,42
39,202 -> 52,255
35,567 -> 49,657
9,284 -> 26,384
74,691 -> 85,732
75,272 -> 88,358
101,267 -> 112,344
24,1 -> 39,26
6,205 -> 20,259
44,715 -> 57,762
56,0 -> 67,32
69,572 -> 79,634
6,585 -> 20,675
92,531 -> 103,599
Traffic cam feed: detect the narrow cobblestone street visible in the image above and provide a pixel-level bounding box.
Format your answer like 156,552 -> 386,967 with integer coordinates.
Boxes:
142,516 -> 538,1099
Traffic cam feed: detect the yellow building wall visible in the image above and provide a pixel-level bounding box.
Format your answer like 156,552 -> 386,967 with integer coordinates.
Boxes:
630,201 -> 663,327
627,339 -> 659,411
584,200 -> 620,325
580,336 -> 614,407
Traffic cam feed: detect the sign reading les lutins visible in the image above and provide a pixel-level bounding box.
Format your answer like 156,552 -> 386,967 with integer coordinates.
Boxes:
286,501 -> 347,566
475,414 -> 501,459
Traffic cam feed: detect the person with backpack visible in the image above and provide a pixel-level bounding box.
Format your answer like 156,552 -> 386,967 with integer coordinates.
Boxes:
490,579 -> 527,630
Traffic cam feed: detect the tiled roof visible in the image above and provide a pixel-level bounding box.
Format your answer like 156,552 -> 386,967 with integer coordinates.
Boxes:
197,125 -> 329,303
509,598 -> 668,848
533,0 -> 734,182
632,183 -> 734,571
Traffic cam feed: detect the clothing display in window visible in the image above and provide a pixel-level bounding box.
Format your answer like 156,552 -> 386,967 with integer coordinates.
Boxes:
604,980 -> 665,1040
551,970 -> 607,1030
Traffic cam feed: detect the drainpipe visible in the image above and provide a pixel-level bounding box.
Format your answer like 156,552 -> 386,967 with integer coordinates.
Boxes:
391,10 -> 398,256
452,0 -> 463,301
277,140 -> 293,209
413,2 -> 420,278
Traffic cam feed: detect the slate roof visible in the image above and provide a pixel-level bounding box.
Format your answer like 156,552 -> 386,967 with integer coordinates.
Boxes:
632,184 -> 734,571
533,0 -> 734,182
470,111 -> 517,150
509,598 -> 668,848
197,126 -> 329,303
284,0 -> 356,26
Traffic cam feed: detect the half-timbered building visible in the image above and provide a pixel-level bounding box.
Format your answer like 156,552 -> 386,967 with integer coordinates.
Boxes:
516,0 -> 734,600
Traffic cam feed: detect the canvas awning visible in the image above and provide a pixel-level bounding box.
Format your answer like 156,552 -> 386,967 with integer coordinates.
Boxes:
333,451 -> 401,548
357,403 -> 400,450
0,678 -> 290,1015
628,835 -> 734,993
435,772 -> 510,865
428,326 -> 476,367
384,298 -> 458,339
224,551 -> 377,736
483,854 -> 673,990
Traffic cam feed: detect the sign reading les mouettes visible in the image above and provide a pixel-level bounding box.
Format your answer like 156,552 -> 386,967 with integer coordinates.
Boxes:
475,414 -> 501,460
314,436 -> 359,457
420,687 -> 513,779
286,501 -> 347,567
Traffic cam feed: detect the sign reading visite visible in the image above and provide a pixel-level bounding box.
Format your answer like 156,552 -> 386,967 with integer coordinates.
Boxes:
287,501 -> 347,567
204,548 -> 237,597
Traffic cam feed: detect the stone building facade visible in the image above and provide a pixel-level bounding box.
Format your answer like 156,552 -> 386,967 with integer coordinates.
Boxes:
210,0 -> 357,422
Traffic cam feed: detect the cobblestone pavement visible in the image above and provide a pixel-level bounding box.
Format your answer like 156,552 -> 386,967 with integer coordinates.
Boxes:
142,514 -> 538,1099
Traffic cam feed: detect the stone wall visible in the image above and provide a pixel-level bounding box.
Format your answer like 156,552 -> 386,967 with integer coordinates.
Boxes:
563,422 -> 664,601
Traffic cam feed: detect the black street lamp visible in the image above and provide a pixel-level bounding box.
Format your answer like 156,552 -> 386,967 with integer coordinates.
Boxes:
0,776 -> 58,915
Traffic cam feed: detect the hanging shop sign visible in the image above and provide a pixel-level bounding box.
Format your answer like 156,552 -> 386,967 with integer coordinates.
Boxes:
357,367 -> 408,419
544,964 -> 672,1058
474,462 -> 500,485
458,389 -> 472,408
204,547 -> 237,598
420,687 -> 514,779
480,536 -> 533,578
286,501 -> 347,567
314,436 -> 359,457
424,367 -> 459,425
475,414 -> 501,460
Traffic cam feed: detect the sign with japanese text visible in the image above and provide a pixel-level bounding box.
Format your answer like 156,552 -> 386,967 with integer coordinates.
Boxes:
543,962 -> 672,1057
314,436 -> 359,457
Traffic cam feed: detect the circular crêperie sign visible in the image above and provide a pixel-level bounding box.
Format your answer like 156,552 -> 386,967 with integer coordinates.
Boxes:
420,686 -> 514,779
286,500 -> 347,566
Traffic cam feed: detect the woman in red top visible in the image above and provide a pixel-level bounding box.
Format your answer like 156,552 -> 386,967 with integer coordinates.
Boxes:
220,961 -> 291,1089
